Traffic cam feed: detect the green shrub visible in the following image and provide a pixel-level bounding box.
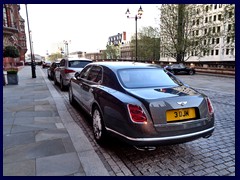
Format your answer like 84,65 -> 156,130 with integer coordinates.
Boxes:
3,46 -> 20,58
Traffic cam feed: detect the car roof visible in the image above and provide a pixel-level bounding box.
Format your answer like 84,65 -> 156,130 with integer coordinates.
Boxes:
66,57 -> 92,61
88,61 -> 162,71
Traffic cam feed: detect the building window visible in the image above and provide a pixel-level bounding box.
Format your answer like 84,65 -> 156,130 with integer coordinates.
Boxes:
226,49 -> 229,55
217,26 -> 221,33
205,17 -> 208,23
204,28 -> 207,34
211,50 -> 214,55
206,5 -> 209,12
214,4 -> 217,9
209,16 -> 212,22
213,15 -> 216,21
192,20 -> 195,25
227,36 -> 231,43
196,19 -> 199,25
197,8 -> 200,14
3,5 -> 8,26
204,39 -> 207,45
212,38 -> 215,44
9,9 -> 14,28
216,38 -> 220,44
228,24 -> 232,32
231,48 -> 234,55
212,27 -> 216,33
196,30 -> 199,36
219,4 -> 222,8
215,49 -> 219,55
218,14 -> 222,21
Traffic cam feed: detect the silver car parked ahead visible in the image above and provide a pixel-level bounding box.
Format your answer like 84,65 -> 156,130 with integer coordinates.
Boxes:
54,57 -> 92,91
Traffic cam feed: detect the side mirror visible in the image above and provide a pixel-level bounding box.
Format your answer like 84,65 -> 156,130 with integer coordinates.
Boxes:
74,72 -> 81,79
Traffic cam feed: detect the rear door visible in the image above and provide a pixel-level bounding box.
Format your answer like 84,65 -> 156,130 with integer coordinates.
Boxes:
80,65 -> 103,111
73,65 -> 92,104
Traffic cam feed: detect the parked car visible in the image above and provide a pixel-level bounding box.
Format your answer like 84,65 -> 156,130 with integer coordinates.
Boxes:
68,61 -> 214,148
42,61 -> 52,68
54,57 -> 92,90
47,62 -> 60,80
164,64 -> 195,75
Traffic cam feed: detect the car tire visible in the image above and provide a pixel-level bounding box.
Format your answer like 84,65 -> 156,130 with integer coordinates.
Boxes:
69,85 -> 76,106
60,77 -> 66,91
54,75 -> 58,85
189,70 -> 194,75
92,107 -> 107,144
50,72 -> 54,80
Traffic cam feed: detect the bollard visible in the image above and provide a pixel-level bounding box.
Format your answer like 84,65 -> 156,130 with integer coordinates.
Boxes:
3,71 -> 8,85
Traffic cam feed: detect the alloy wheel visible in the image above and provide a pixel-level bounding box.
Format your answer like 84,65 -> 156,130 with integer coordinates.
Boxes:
93,109 -> 102,140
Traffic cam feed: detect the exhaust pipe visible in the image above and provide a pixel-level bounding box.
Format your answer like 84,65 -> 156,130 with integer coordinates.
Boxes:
203,134 -> 212,139
133,146 -> 156,151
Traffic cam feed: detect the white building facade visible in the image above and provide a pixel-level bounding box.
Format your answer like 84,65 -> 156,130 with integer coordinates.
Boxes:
159,4 -> 235,63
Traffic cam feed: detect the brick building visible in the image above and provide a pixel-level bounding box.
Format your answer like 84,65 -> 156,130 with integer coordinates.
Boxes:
3,4 -> 27,65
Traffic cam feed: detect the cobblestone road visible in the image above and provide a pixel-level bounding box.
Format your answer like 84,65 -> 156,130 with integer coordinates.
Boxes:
45,70 -> 235,176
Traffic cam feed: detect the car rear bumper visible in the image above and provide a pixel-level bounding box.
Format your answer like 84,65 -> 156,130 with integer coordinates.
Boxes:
106,126 -> 214,146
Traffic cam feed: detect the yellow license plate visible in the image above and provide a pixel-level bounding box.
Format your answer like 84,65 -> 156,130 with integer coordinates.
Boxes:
166,108 -> 196,122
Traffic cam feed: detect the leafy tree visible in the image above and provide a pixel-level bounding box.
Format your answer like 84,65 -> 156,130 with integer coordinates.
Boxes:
48,52 -> 62,61
130,26 -> 160,61
104,44 -> 120,59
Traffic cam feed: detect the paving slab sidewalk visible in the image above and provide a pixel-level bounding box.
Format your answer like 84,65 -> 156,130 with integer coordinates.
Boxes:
3,66 -> 109,176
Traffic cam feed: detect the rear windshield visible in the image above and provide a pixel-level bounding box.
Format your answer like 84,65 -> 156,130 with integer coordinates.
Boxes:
118,68 -> 178,88
68,60 -> 91,68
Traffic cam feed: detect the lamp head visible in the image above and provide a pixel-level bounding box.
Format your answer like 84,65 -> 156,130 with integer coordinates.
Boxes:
125,8 -> 130,18
138,6 -> 143,16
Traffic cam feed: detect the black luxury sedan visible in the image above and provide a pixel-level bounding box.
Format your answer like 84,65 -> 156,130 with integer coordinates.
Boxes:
165,64 -> 195,75
68,61 -> 214,148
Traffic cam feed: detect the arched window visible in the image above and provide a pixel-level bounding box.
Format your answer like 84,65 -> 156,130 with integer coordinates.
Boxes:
3,5 -> 8,26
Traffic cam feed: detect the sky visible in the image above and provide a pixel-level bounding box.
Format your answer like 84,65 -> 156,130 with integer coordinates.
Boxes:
20,4 -> 161,56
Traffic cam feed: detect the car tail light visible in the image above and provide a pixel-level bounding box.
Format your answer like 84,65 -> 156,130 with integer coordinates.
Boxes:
64,69 -> 75,74
127,104 -> 148,124
206,97 -> 214,115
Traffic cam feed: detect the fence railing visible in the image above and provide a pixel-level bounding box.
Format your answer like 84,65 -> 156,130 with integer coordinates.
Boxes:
94,59 -> 235,76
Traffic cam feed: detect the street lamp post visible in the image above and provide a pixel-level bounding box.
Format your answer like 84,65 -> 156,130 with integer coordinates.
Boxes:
125,6 -> 143,61
63,40 -> 71,57
25,4 -> 36,78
